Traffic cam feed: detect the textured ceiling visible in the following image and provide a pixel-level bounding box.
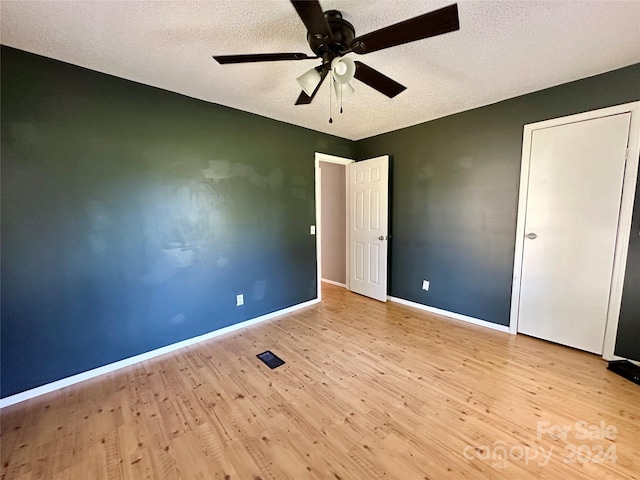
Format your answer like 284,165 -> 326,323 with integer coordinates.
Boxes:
2,1 -> 640,140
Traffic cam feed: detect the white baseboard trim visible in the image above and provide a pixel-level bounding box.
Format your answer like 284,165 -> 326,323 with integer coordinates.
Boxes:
0,298 -> 320,409
387,296 -> 510,334
604,353 -> 629,362
321,278 -> 347,288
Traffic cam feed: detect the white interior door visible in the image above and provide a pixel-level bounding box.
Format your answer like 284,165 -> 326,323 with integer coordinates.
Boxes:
517,113 -> 631,354
348,156 -> 389,302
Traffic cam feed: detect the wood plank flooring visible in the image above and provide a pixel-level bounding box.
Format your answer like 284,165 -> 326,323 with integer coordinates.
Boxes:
2,283 -> 639,479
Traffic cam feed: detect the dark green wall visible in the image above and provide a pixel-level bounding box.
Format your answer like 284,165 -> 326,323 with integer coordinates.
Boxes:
616,176 -> 640,360
356,64 -> 640,358
3,45 -> 639,399
0,46 -> 354,397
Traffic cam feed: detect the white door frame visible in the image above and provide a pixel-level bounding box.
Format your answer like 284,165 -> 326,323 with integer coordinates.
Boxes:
509,101 -> 640,361
314,152 -> 355,301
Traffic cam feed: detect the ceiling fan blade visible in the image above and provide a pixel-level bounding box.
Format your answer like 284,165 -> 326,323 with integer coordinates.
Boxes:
295,67 -> 328,105
351,4 -> 459,55
290,0 -> 333,39
213,53 -> 316,64
354,61 -> 406,98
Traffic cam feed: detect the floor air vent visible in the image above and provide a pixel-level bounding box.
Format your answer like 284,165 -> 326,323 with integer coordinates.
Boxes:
257,350 -> 285,369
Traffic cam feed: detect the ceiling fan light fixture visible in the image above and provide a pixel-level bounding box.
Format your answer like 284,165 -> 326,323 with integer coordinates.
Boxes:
214,2 -> 460,106
331,56 -> 355,84
297,68 -> 322,96
333,78 -> 354,99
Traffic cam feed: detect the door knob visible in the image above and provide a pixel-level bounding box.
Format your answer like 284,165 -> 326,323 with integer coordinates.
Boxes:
526,232 -> 538,240
378,235 -> 385,241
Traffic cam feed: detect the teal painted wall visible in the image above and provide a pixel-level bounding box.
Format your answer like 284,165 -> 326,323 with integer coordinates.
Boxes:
0,46 -> 354,397
616,170 -> 640,360
3,44 -> 639,399
356,63 -> 640,360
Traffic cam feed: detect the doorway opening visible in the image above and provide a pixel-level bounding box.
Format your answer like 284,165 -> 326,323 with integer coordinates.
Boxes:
314,153 -> 353,301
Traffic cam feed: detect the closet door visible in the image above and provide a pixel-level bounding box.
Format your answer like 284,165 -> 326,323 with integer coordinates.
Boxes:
516,113 -> 630,354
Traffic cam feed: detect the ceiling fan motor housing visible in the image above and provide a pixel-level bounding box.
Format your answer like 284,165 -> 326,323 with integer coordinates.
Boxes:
307,10 -> 355,64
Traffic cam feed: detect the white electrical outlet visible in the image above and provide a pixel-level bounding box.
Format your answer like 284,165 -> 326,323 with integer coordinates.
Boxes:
310,225 -> 316,235
236,294 -> 244,306
422,280 -> 430,291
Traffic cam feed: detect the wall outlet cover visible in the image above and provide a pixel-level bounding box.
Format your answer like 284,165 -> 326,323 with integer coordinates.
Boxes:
422,280 -> 430,291
310,225 -> 316,235
236,294 -> 244,306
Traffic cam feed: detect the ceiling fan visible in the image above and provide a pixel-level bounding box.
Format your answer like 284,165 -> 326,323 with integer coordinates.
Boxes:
213,1 -> 459,106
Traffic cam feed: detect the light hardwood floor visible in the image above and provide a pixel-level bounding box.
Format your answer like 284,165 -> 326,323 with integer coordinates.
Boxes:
2,283 -> 639,479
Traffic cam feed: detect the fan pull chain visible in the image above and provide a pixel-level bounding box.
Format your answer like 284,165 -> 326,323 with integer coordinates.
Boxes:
329,72 -> 333,124
340,82 -> 343,114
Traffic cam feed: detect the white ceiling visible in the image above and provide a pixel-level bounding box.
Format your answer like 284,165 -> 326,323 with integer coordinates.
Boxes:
2,1 -> 639,141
